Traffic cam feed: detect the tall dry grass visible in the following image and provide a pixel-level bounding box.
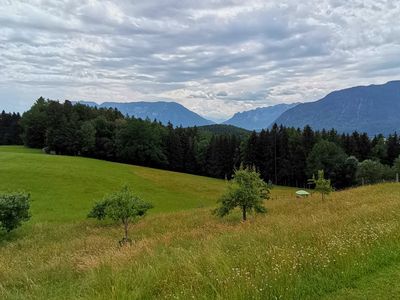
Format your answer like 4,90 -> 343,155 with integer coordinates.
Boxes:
1,183 -> 400,299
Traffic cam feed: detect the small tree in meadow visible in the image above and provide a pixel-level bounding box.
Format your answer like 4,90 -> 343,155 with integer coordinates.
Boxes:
214,166 -> 270,221
0,192 -> 31,233
88,186 -> 153,245
308,170 -> 333,200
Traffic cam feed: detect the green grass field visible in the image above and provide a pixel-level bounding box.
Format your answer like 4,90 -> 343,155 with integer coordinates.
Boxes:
1,146 -> 400,299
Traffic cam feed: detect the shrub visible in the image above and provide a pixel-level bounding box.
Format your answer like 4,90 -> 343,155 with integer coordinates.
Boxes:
0,192 -> 31,233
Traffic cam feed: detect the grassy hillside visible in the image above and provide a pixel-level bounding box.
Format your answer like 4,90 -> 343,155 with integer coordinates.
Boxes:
1,146 -> 400,299
0,146 -> 228,221
0,146 -> 294,222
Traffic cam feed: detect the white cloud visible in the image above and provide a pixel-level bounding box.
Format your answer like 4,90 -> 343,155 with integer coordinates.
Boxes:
0,0 -> 399,121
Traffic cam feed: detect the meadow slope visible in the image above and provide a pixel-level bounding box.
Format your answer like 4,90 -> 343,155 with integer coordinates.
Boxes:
1,146 -> 400,299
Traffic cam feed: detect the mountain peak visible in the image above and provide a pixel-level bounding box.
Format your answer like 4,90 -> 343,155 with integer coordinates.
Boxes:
223,103 -> 299,131
274,80 -> 400,135
75,101 -> 214,127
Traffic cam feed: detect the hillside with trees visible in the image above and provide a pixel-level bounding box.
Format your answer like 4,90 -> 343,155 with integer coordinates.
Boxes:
2,97 -> 400,189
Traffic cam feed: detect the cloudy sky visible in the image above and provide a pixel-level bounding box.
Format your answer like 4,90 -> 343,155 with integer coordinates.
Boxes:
1,0 -> 399,121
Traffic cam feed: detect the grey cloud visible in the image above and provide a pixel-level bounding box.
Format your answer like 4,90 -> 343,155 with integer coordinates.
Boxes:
0,0 -> 399,120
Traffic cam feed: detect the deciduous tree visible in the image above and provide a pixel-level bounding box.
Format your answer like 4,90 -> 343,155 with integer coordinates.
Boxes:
214,166 -> 270,221
308,170 -> 333,200
88,186 -> 153,245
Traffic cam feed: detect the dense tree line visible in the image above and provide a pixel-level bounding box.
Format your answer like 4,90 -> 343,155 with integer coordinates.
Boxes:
243,125 -> 400,188
12,98 -> 242,179
0,111 -> 22,145
2,97 -> 400,189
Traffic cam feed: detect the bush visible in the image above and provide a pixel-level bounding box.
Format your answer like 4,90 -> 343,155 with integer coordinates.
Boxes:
0,192 -> 31,233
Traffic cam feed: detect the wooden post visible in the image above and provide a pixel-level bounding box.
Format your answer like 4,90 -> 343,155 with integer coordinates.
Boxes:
396,173 -> 399,183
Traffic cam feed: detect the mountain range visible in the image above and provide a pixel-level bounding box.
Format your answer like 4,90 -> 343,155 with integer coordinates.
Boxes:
75,80 -> 400,136
74,101 -> 214,127
223,103 -> 298,130
274,81 -> 400,136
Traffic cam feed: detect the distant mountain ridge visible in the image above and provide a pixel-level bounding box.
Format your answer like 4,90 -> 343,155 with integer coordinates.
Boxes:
274,81 -> 400,136
74,80 -> 400,135
74,101 -> 214,127
223,103 -> 299,130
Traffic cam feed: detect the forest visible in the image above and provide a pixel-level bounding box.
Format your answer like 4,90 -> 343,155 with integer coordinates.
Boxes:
0,110 -> 21,145
1,97 -> 400,189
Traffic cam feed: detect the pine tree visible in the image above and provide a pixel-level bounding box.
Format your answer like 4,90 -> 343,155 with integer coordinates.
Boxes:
386,133 -> 400,165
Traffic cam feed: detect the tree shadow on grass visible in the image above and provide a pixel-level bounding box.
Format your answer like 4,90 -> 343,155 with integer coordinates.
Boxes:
211,208 -> 268,226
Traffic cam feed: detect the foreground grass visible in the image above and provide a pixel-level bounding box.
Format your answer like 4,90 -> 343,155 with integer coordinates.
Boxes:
1,184 -> 400,299
1,146 -> 400,299
324,262 -> 400,299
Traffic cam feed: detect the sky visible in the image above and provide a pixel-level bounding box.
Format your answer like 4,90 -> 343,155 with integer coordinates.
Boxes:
0,1 -> 399,122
